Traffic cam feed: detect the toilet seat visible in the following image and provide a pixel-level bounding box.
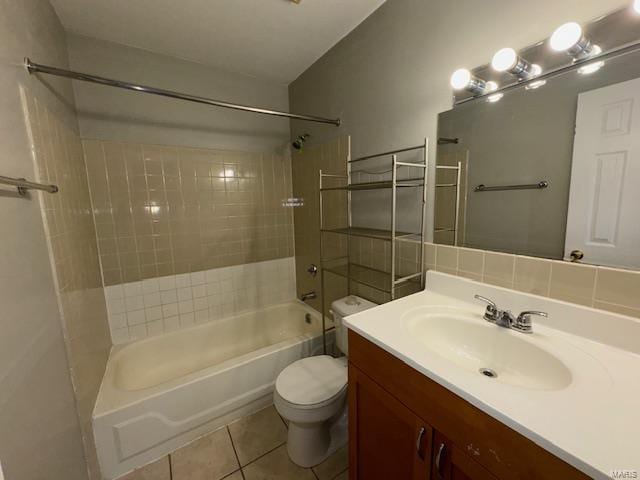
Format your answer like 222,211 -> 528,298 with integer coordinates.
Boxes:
276,355 -> 347,409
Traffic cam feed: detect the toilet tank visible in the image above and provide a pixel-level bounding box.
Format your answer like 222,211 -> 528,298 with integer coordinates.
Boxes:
331,296 -> 377,355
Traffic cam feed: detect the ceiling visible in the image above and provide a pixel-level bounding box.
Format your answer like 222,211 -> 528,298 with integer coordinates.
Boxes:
49,0 -> 387,84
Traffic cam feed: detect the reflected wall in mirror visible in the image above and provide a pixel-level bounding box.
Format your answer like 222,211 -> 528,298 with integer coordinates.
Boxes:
436,47 -> 640,271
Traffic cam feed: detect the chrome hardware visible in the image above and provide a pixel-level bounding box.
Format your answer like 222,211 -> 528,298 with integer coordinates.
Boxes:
416,426 -> 426,459
570,250 -> 584,262
307,264 -> 318,277
514,311 -> 548,334
300,291 -> 316,302
0,175 -> 58,195
474,295 -> 499,322
435,442 -> 446,477
474,295 -> 545,334
474,180 -> 548,192
25,58 -> 340,126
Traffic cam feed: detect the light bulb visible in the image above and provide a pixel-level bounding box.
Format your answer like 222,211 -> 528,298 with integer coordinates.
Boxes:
550,22 -> 583,52
450,69 -> 472,90
491,48 -> 518,72
486,81 -> 498,92
531,64 -> 542,76
578,60 -> 605,75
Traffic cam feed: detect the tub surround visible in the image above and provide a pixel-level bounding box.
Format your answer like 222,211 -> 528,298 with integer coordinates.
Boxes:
22,88 -> 111,477
345,271 -> 640,478
83,139 -> 294,286
104,257 -> 296,343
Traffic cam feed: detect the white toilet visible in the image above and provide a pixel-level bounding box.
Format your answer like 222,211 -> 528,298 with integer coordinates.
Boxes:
274,295 -> 377,467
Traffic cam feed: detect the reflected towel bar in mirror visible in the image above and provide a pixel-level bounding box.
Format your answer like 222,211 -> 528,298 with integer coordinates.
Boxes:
473,180 -> 549,192
474,181 -> 548,192
0,175 -> 58,195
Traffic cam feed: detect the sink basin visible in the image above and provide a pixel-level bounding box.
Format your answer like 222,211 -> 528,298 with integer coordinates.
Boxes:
404,307 -> 573,390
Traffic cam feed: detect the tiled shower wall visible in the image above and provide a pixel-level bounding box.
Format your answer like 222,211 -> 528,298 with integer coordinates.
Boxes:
105,257 -> 296,344
83,140 -> 294,286
22,89 -> 111,480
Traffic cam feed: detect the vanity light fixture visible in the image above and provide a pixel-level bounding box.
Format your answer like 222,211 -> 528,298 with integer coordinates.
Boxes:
491,48 -> 542,80
549,22 -> 600,60
450,68 -> 491,95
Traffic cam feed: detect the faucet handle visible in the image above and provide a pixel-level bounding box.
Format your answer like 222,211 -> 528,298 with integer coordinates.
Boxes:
474,295 -> 499,321
514,311 -> 547,333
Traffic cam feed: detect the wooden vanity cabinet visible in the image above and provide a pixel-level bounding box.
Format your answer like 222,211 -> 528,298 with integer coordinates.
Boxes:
348,331 -> 589,480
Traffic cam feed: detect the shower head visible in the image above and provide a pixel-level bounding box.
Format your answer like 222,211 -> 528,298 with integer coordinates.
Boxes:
292,134 -> 310,151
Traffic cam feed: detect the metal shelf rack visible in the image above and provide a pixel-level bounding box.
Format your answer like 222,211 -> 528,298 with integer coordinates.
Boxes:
318,140 -> 429,352
434,162 -> 462,245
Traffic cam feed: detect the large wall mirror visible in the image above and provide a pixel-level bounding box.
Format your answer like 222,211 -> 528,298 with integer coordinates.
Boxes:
436,33 -> 640,271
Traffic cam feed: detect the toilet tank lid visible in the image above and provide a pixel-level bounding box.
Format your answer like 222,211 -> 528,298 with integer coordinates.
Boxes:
331,295 -> 377,318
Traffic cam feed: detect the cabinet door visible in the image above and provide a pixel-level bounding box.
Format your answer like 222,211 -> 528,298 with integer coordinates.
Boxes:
431,431 -> 497,480
349,364 -> 431,480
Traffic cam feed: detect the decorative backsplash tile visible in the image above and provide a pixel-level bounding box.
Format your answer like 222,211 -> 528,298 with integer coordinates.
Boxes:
104,257 -> 296,344
83,139 -> 294,286
424,242 -> 640,319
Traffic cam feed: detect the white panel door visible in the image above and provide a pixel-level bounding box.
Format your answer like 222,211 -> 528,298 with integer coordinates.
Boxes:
564,77 -> 640,269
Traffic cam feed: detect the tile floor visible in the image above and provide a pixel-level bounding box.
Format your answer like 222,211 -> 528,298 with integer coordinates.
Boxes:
119,405 -> 349,480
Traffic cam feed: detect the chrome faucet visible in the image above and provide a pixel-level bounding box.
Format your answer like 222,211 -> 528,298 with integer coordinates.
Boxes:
300,291 -> 317,302
474,295 -> 547,334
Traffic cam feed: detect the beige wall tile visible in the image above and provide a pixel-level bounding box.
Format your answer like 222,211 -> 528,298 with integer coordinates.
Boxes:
458,248 -> 483,276
483,252 -> 515,287
593,301 -> 640,319
549,262 -> 596,306
26,91 -> 112,479
84,140 -> 294,286
514,256 -> 552,296
435,244 -> 458,274
594,267 -> 640,311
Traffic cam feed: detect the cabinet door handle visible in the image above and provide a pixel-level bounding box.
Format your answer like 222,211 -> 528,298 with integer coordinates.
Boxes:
416,426 -> 426,459
435,442 -> 446,478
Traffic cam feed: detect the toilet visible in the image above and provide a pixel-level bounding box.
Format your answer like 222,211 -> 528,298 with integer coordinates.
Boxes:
274,295 -> 377,467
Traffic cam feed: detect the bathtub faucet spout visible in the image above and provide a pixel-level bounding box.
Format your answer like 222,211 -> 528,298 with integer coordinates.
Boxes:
300,291 -> 317,302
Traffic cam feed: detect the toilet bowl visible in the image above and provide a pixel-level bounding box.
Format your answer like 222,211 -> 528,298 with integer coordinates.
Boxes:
274,295 -> 377,467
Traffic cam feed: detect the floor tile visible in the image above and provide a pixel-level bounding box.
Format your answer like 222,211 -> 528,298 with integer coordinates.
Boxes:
228,405 -> 288,466
171,427 -> 240,480
242,445 -> 316,480
221,471 -> 243,480
119,456 -> 170,480
312,446 -> 348,480
334,470 -> 349,480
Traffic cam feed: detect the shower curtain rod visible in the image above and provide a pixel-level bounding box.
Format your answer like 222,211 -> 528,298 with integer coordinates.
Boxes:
25,58 -> 341,127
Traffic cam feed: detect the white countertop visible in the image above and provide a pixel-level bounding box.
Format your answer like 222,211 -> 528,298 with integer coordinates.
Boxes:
344,271 -> 640,480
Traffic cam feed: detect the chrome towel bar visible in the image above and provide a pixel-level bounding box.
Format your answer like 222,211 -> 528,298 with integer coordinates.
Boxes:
0,175 -> 58,195
474,180 -> 548,192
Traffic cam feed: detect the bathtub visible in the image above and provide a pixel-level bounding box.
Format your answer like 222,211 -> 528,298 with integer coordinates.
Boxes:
93,301 -> 331,479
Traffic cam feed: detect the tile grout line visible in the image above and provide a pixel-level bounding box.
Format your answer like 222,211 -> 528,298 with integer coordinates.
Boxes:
226,426 -> 245,480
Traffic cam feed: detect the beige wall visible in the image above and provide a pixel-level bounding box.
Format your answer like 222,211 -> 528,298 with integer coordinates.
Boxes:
0,0 -> 88,478
67,35 -> 290,153
289,0 -> 629,239
23,90 -> 111,480
84,139 -> 294,286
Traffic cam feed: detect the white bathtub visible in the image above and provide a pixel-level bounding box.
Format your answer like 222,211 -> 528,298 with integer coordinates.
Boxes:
93,301 -> 330,479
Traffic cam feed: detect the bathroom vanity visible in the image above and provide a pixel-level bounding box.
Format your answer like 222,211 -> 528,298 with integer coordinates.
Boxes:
345,272 -> 640,480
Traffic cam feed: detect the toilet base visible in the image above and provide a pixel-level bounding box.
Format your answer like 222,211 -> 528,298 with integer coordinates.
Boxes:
286,406 -> 348,468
